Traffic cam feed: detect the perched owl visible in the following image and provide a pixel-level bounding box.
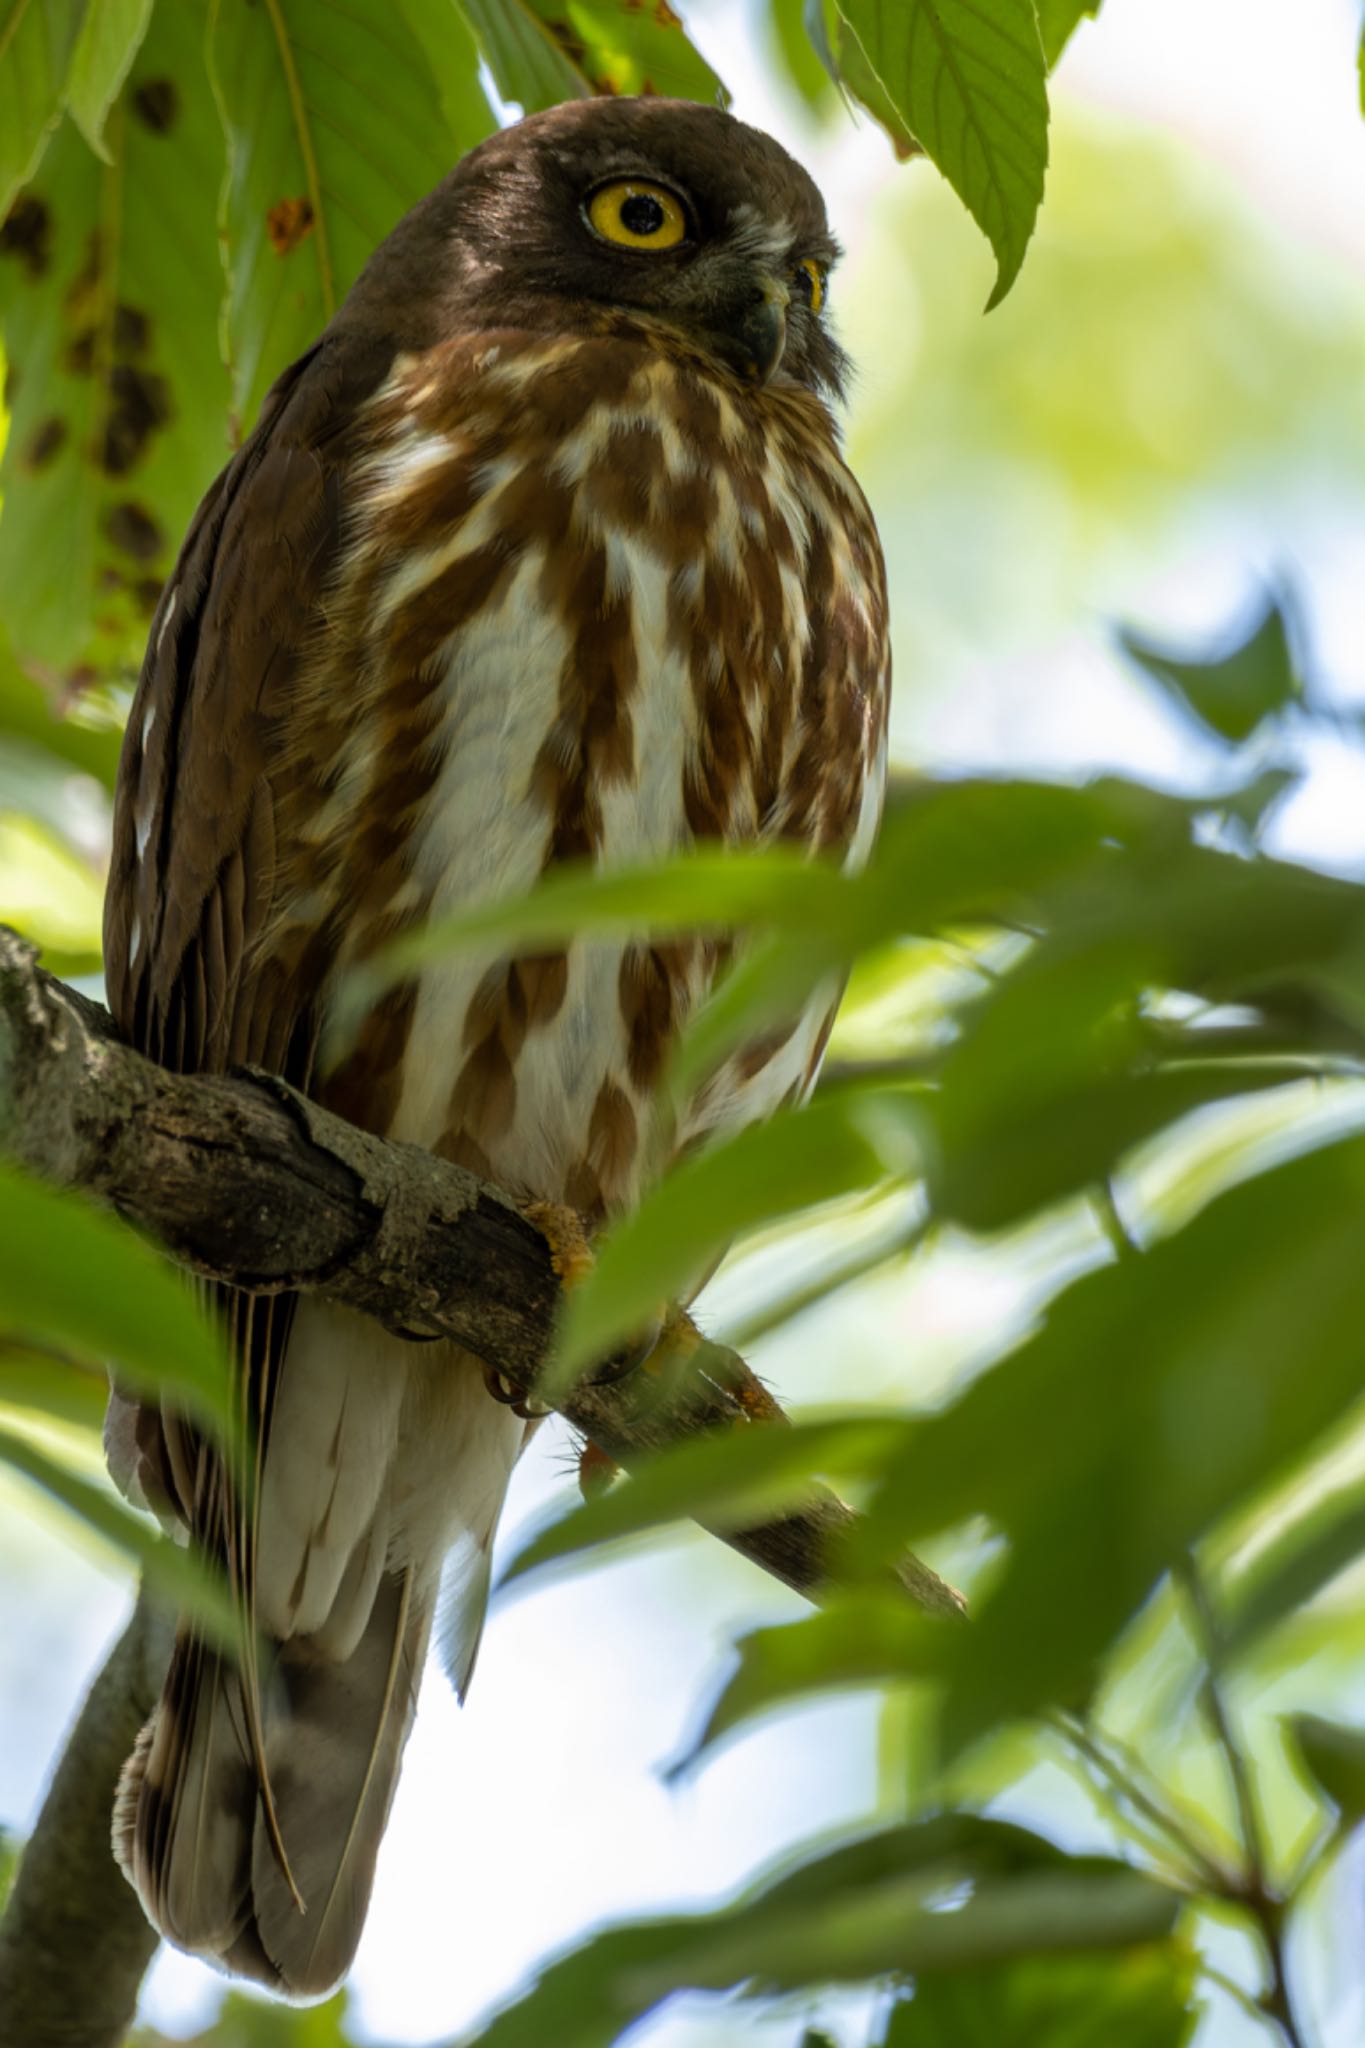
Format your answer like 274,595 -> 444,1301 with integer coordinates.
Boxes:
102,97 -> 888,1995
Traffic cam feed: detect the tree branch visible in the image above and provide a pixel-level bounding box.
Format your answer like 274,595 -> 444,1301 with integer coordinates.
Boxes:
0,1592 -> 171,2047
0,924 -> 962,1613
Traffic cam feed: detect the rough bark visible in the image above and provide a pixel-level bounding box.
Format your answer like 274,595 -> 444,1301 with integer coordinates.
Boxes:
0,1594 -> 170,2047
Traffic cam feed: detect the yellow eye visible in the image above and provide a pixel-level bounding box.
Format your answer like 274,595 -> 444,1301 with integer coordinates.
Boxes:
792,257 -> 825,314
586,180 -> 688,251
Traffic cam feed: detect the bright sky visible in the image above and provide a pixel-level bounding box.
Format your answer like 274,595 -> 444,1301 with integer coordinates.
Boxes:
4,6 -> 1364,2047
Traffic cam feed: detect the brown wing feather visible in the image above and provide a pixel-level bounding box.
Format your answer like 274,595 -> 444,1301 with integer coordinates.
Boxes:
104,332 -> 394,1904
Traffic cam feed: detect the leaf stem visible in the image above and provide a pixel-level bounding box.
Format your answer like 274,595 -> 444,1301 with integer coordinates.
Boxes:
1179,1557 -> 1307,2048
1052,1711 -> 1234,1894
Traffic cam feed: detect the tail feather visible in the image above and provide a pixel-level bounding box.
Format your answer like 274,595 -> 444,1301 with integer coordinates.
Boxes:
112,1322 -> 525,1994
117,1572 -> 433,1996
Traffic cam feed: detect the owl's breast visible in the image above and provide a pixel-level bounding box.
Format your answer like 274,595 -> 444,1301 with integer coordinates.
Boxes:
297,332 -> 888,1216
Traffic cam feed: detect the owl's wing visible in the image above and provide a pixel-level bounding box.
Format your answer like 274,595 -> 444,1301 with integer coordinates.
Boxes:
103,331 -> 392,1917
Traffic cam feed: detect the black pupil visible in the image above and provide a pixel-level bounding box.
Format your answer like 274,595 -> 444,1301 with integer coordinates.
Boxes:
621,192 -> 666,237
793,265 -> 814,304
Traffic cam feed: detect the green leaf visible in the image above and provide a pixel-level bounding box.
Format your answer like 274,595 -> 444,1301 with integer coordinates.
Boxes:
0,1420 -> 236,1642
473,1820 -> 1181,2048
502,1415 -> 908,1588
853,1131 -> 1365,1754
0,0 -> 86,216
457,0 -> 587,111
1288,1713 -> 1365,1829
885,1942 -> 1197,2048
395,0 -> 498,149
827,0 -> 1049,306
333,842 -> 847,1058
0,1339 -> 107,1433
1224,1473 -> 1365,1655
0,807 -> 105,972
0,1163 -> 228,1429
208,0 -> 467,431
63,0 -> 152,158
1118,595 -> 1302,745
675,1592 -> 950,1772
1034,0 -> 1104,70
459,0 -> 723,111
555,1084 -> 923,1379
0,628 -> 122,787
767,0 -> 840,117
0,0 -> 229,683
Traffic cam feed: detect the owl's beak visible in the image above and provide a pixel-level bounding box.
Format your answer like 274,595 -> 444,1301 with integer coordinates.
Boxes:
728,277 -> 789,385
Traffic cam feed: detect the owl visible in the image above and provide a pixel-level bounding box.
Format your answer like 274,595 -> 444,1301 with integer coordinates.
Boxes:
102,95 -> 889,1995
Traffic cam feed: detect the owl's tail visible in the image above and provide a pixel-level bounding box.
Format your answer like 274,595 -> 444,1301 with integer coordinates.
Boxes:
114,1565 -> 432,1996
110,1305 -> 526,1996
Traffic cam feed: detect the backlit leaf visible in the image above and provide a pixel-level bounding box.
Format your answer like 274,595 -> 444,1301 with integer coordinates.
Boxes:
554,1084 -> 923,1379
474,1819 -> 1180,2048
852,1131 -> 1365,1753
0,1163 -> 228,1429
0,0 -> 228,682
502,1415 -> 908,1588
209,0 -> 467,430
63,0 -> 153,157
1288,1712 -> 1365,1829
675,1591 -> 950,1772
1034,0 -> 1104,70
827,0 -> 1049,305
0,0 -> 85,216
885,1941 -> 1197,2048
0,1421 -> 235,1642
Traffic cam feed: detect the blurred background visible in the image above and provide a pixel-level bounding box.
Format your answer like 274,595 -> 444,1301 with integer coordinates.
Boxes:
4,1 -> 1365,2043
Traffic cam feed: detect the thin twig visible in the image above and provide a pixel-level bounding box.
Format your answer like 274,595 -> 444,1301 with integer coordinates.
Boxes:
1051,1711 -> 1235,1894
1180,1556 -> 1306,2048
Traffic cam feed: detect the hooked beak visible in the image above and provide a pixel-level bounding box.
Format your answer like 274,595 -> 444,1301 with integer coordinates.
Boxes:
723,276 -> 789,386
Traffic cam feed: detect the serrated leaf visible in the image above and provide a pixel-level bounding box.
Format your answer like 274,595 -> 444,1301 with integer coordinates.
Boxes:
0,1162 -> 228,1429
1118,596 -> 1301,746
0,1421 -> 236,1643
502,1415 -> 907,1588
1034,0 -> 1104,70
555,1083 -> 923,1380
63,0 -> 152,158
208,0 -> 464,431
828,0 -> 1048,306
0,0 -> 86,216
885,1941 -> 1196,2048
1289,1713 -> 1365,1828
0,0 -> 229,683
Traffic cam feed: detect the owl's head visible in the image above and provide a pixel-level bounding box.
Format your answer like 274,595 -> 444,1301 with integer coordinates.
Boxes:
358,98 -> 848,400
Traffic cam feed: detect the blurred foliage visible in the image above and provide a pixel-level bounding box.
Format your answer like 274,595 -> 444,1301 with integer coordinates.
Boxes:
3,5 -> 1365,2048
